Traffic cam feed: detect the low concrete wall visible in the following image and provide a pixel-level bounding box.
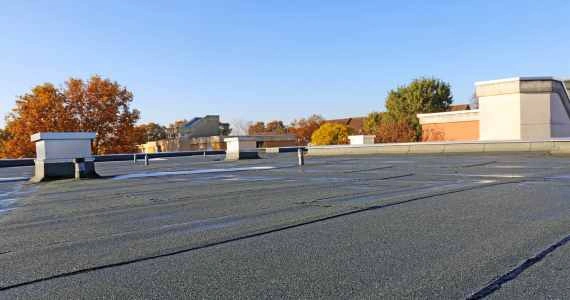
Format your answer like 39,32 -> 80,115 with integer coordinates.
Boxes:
260,140 -> 297,148
308,140 -> 570,156
0,159 -> 35,168
262,146 -> 306,154
94,150 -> 225,162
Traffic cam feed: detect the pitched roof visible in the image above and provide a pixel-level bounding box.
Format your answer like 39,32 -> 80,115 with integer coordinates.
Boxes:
183,117 -> 202,129
326,116 -> 367,134
447,104 -> 471,111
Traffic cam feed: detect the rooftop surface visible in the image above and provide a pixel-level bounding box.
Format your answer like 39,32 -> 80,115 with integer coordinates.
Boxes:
1,153 -> 569,298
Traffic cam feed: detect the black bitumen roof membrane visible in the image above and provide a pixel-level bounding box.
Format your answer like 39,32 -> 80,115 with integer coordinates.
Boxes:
0,153 -> 569,299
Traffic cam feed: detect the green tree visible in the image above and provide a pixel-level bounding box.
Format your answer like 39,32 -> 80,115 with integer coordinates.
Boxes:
363,111 -> 383,135
385,77 -> 453,140
220,123 -> 232,136
310,123 -> 350,146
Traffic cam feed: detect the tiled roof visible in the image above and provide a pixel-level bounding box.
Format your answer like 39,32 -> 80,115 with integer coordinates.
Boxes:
327,116 -> 368,134
447,104 -> 471,111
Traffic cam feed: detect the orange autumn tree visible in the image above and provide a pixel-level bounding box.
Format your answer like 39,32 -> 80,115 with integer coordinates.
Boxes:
1,84 -> 77,158
247,120 -> 288,135
375,117 -> 417,143
1,76 -> 140,158
0,129 -> 6,156
65,76 -> 140,154
133,122 -> 167,145
289,114 -> 324,145
247,122 -> 266,135
265,120 -> 287,134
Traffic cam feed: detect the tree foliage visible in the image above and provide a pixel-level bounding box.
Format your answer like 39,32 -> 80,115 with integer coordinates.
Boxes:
166,119 -> 189,139
265,120 -> 287,134
310,123 -> 350,146
0,76 -> 140,158
1,83 -> 77,158
375,116 -> 417,143
246,115 -> 325,145
363,111 -> 383,135
134,122 -> 167,144
170,119 -> 189,129
65,76 -> 140,154
247,120 -> 287,135
385,77 -> 452,117
0,128 -> 8,157
248,122 -> 267,135
220,123 -> 232,136
289,114 -> 324,145
384,77 -> 453,141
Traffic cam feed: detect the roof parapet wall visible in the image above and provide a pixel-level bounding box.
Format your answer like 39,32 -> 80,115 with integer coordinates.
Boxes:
476,77 -> 570,126
417,110 -> 480,125
475,77 -> 568,98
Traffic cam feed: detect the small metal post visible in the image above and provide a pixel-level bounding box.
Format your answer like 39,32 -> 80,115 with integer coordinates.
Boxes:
144,154 -> 149,166
297,148 -> 304,166
133,153 -> 137,165
74,157 -> 85,180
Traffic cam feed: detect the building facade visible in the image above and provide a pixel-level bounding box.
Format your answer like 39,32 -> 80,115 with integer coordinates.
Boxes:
167,115 -> 230,139
417,77 -> 570,142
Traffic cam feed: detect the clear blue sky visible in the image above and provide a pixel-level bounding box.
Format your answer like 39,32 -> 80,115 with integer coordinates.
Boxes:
1,1 -> 569,128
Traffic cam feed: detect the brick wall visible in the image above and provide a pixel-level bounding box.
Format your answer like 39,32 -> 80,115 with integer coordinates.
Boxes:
421,120 -> 479,142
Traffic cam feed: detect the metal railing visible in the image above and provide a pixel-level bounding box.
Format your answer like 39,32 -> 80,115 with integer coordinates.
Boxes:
0,147 -> 306,168
0,150 -> 226,168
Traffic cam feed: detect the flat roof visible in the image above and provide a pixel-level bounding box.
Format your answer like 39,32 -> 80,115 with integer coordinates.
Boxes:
1,153 -> 569,298
30,132 -> 96,142
474,76 -> 567,86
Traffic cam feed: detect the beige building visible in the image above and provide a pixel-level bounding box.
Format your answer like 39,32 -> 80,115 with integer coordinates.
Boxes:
167,115 -> 230,139
417,77 -> 570,141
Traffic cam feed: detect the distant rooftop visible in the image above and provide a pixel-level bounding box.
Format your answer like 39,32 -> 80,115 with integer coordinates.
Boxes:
326,116 -> 367,134
447,104 -> 471,111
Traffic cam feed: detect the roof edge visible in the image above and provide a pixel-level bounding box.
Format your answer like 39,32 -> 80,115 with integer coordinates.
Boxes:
475,76 -> 567,86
